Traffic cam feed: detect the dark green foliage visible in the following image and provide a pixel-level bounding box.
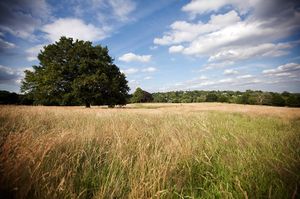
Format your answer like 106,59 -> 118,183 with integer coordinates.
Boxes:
206,93 -> 218,102
238,90 -> 251,104
286,95 -> 300,107
18,94 -> 34,105
271,93 -> 285,106
0,90 -> 34,105
151,90 -> 300,107
281,91 -> 290,97
130,87 -> 153,103
0,90 -> 19,104
218,94 -> 229,103
2,86 -> 300,108
21,37 -> 129,107
152,93 -> 167,103
261,92 -> 273,105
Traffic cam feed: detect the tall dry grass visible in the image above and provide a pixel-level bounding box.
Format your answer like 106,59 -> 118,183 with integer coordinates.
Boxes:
0,104 -> 299,198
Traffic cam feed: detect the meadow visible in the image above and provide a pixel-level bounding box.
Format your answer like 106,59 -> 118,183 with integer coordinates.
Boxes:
0,103 -> 299,198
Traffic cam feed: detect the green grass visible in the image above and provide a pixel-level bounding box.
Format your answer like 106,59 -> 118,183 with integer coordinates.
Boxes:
0,106 -> 299,198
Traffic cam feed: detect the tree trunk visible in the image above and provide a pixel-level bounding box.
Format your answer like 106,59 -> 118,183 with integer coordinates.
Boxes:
85,102 -> 91,108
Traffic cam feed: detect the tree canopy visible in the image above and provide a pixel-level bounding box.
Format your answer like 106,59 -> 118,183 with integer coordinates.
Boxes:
131,87 -> 153,103
21,37 -> 129,107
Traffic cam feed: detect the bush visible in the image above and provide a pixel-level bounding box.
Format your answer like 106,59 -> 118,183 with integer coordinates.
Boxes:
131,87 -> 153,103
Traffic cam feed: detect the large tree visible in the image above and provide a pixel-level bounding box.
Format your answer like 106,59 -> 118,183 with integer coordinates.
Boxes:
21,37 -> 129,107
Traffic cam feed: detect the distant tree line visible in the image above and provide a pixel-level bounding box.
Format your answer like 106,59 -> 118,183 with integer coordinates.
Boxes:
0,90 -> 34,105
1,89 -> 300,107
131,88 -> 300,107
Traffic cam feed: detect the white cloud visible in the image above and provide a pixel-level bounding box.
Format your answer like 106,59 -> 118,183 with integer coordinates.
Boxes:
149,46 -> 158,50
237,74 -> 253,79
108,0 -> 136,21
129,79 -> 137,83
0,65 -> 25,85
121,68 -> 139,75
154,10 -> 241,46
92,0 -> 136,21
156,10 -> 274,54
26,44 -> 44,61
119,53 -> 152,62
209,10 -> 241,25
208,42 -> 292,62
182,0 -> 258,17
182,0 -> 227,15
169,45 -> 184,53
219,78 -> 234,83
144,76 -> 152,80
201,61 -> 234,70
155,0 -> 300,64
182,20 -> 277,56
41,18 -> 109,42
198,75 -> 208,80
224,69 -> 238,75
161,74 -> 263,91
120,66 -> 157,76
72,0 -> 136,25
142,67 -> 157,72
0,38 -> 16,49
263,63 -> 300,77
0,0 -> 50,39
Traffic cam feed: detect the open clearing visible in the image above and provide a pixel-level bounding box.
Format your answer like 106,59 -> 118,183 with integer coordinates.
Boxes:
0,103 -> 299,198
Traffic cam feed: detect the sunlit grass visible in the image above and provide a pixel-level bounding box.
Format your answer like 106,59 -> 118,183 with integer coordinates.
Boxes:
0,104 -> 299,198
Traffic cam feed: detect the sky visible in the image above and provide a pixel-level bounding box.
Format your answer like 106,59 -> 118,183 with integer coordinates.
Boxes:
0,0 -> 300,93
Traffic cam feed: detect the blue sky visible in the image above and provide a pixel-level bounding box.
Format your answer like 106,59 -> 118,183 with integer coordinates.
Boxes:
0,0 -> 300,93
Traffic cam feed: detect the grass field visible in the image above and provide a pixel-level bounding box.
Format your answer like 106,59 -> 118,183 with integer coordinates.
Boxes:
0,103 -> 299,198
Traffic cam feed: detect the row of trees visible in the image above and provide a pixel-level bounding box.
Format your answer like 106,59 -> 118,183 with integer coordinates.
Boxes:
1,89 -> 300,107
131,88 -> 300,107
0,90 -> 34,105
